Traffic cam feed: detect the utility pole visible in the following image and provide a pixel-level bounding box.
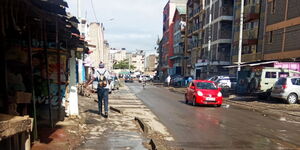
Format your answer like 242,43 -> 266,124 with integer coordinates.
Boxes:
77,0 -> 81,19
207,0 -> 212,76
129,54 -> 131,71
238,0 -> 244,72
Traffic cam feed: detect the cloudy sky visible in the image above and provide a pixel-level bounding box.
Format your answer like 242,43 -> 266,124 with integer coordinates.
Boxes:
65,0 -> 168,53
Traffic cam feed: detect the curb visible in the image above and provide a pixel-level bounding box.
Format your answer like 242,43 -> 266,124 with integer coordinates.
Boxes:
134,117 -> 149,134
149,139 -> 157,150
225,99 -> 300,122
109,106 -> 123,114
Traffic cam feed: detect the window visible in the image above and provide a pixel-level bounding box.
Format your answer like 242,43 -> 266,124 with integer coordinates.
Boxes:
270,0 -> 276,14
230,77 -> 237,82
269,31 -> 273,43
276,78 -> 287,85
279,72 -> 289,78
291,78 -> 300,85
265,72 -> 277,78
250,45 -> 257,53
196,82 -> 217,90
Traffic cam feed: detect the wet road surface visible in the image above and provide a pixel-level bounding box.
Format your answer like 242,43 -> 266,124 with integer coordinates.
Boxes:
127,82 -> 300,150
76,88 -> 147,150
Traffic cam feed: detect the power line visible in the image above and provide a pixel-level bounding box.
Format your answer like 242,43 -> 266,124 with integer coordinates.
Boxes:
90,0 -> 99,22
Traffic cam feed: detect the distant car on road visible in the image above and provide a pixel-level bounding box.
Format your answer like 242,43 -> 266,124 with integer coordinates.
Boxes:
110,76 -> 120,90
185,80 -> 223,107
271,77 -> 300,104
125,76 -> 134,83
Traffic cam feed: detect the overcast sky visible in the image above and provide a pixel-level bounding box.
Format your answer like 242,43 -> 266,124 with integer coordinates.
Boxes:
65,0 -> 168,54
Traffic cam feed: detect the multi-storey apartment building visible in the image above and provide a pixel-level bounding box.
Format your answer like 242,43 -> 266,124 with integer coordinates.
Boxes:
127,50 -> 146,72
185,0 -> 204,77
232,0 -> 262,64
162,0 -> 187,79
145,54 -> 158,72
262,0 -> 300,61
87,22 -> 105,67
232,0 -> 300,66
185,0 -> 233,79
171,5 -> 187,75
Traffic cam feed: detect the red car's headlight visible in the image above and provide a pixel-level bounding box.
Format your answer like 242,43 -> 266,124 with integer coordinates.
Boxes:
217,91 -> 222,97
197,91 -> 203,96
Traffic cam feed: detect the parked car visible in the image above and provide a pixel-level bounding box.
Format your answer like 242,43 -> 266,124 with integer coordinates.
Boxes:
125,75 -> 134,83
237,67 -> 300,98
170,75 -> 182,86
110,76 -> 120,90
185,80 -> 223,107
207,75 -> 237,91
173,75 -> 184,87
271,77 -> 300,104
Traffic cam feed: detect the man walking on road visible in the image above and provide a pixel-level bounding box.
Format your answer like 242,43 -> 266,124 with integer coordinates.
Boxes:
86,62 -> 110,118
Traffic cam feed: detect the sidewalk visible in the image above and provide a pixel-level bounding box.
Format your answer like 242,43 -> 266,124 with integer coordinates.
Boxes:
32,85 -> 177,150
31,116 -> 85,150
162,85 -> 300,123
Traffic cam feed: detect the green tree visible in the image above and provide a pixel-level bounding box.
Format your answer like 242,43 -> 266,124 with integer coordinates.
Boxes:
113,59 -> 136,70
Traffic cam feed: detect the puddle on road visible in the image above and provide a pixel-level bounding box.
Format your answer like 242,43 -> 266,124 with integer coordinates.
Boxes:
77,131 -> 147,150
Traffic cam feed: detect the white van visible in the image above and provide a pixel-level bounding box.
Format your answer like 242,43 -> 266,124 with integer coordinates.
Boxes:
247,67 -> 300,97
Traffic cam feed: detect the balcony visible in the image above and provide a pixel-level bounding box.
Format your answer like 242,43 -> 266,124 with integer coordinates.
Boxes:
243,28 -> 258,40
193,7 -> 200,17
188,28 -> 193,35
233,28 -> 258,45
188,40 -> 201,50
220,7 -> 233,16
186,58 -> 192,67
235,4 -> 260,23
244,4 -> 260,22
192,23 -> 200,34
232,52 -> 262,63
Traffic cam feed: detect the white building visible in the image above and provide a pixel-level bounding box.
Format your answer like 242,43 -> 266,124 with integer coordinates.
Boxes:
127,50 -> 145,73
86,22 -> 105,68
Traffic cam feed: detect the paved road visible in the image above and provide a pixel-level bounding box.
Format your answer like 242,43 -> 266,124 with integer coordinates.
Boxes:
127,82 -> 300,150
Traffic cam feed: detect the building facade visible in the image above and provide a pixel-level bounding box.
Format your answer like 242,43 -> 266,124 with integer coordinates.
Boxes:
232,0 -> 300,67
87,22 -> 105,67
162,0 -> 187,79
185,0 -> 204,77
145,54 -> 158,72
171,5 -> 187,76
128,50 -> 146,73
196,0 -> 233,79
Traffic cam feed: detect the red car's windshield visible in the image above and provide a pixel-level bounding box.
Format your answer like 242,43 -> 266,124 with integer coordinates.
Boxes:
196,82 -> 217,90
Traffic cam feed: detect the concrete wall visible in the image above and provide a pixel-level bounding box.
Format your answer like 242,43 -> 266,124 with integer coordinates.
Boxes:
87,23 -> 105,67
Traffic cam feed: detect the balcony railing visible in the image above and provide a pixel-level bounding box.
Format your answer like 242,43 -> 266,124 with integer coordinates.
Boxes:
220,7 -> 233,16
193,7 -> 200,16
232,52 -> 262,62
244,4 -> 259,15
233,28 -> 258,42
192,23 -> 200,32
188,40 -> 201,49
243,28 -> 258,40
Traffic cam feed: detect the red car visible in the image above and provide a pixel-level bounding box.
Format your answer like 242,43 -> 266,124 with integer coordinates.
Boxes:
185,80 -> 223,107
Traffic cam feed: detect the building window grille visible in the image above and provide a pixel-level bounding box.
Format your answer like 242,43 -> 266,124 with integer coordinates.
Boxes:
269,31 -> 273,43
271,0 -> 276,14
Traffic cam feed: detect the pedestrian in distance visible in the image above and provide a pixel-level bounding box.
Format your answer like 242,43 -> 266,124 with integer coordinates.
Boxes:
86,62 -> 110,118
166,75 -> 171,87
188,76 -> 193,84
142,76 -> 146,89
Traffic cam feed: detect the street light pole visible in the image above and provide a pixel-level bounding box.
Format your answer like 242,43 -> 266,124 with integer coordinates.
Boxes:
238,0 -> 244,72
207,0 -> 212,76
